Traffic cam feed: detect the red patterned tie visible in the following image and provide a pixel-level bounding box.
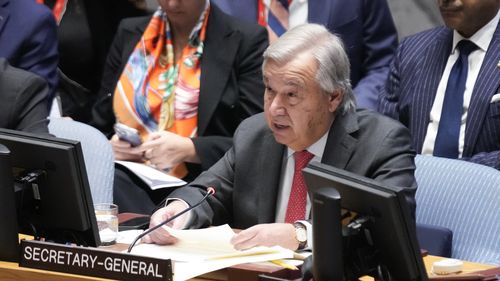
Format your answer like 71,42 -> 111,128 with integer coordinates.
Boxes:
285,150 -> 314,223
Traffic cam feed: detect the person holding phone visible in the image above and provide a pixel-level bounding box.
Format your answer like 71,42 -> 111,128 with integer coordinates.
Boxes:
89,0 -> 268,213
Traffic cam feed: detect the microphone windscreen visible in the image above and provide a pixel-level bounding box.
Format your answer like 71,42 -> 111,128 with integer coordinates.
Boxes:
207,187 -> 216,195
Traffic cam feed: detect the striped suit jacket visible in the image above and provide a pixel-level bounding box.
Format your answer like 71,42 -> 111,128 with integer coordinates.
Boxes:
378,24 -> 500,170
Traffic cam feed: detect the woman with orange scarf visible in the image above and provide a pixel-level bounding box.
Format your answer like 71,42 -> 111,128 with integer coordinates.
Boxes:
90,0 -> 268,213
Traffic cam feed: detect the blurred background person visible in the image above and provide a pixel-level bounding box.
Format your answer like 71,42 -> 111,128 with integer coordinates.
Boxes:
39,0 -> 149,122
0,0 -> 58,107
379,0 -> 500,170
0,58 -> 49,133
212,0 -> 398,110
386,0 -> 443,39
89,0 -> 268,213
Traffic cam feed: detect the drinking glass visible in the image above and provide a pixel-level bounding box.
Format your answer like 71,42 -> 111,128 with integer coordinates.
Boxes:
94,203 -> 118,246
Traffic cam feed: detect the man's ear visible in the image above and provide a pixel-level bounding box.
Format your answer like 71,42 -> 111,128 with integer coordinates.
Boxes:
328,89 -> 343,112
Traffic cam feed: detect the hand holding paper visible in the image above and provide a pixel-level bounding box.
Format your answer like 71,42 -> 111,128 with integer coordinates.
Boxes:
131,224 -> 294,262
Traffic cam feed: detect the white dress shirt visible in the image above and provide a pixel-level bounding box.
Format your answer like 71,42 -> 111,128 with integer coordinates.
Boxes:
275,130 -> 329,249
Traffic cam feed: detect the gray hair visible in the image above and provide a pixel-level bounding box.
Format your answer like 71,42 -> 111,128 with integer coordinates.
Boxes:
263,23 -> 355,114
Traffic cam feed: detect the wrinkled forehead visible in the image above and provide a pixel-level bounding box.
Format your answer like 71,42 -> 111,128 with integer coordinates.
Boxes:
263,55 -> 318,87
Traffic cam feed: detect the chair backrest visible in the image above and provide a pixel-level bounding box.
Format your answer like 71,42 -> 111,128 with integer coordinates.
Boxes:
415,155 -> 500,265
48,118 -> 114,204
416,223 -> 453,257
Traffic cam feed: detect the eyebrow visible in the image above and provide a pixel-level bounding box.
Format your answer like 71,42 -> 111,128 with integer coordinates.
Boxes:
284,79 -> 305,89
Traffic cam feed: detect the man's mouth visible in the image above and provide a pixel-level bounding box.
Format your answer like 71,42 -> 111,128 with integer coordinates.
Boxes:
273,122 -> 289,130
440,7 -> 461,14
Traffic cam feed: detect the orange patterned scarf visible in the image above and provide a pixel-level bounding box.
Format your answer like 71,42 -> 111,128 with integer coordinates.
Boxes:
113,4 -> 210,178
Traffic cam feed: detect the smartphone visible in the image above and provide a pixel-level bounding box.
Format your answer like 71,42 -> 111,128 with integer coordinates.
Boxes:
114,123 -> 142,147
118,216 -> 150,231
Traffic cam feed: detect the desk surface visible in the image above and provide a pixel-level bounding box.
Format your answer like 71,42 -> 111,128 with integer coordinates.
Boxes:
0,259 -> 221,281
0,254 -> 495,281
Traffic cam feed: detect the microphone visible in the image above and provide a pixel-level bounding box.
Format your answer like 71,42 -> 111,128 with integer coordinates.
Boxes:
127,186 -> 216,253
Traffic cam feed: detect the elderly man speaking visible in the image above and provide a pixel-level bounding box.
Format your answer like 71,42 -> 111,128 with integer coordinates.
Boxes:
143,23 -> 417,252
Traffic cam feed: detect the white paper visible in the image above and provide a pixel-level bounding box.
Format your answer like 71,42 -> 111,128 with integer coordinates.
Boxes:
173,250 -> 294,281
127,224 -> 295,281
117,229 -> 144,244
115,160 -> 186,190
167,224 -> 235,250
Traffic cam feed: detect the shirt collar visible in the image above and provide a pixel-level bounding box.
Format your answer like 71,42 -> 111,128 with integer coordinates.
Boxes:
286,129 -> 329,160
452,9 -> 500,53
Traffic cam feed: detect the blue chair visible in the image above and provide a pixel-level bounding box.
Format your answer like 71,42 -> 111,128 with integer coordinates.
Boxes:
415,155 -> 500,265
416,223 -> 452,257
48,118 -> 114,204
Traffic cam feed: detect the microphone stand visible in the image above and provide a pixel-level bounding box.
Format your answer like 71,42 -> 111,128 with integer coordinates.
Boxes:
127,187 -> 215,253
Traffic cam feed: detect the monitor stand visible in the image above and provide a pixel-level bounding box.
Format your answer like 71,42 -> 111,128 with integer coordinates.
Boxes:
312,187 -> 396,281
0,144 -> 20,262
312,187 -> 343,281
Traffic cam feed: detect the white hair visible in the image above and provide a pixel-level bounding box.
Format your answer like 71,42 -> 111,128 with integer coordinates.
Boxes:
263,23 -> 355,114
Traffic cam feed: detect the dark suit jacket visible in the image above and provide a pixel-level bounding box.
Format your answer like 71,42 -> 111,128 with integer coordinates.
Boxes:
212,0 -> 398,109
378,24 -> 500,170
90,4 -> 268,178
0,59 -> 49,133
169,110 -> 417,229
0,0 -> 58,103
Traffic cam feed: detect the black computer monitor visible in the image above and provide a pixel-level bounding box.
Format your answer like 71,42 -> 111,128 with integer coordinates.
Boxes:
0,143 -> 20,262
0,128 -> 100,248
303,162 -> 428,281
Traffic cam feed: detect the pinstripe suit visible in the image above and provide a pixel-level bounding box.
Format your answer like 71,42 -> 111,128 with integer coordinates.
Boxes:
378,24 -> 500,170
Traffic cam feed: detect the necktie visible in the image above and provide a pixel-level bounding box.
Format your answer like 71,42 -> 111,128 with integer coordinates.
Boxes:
434,40 -> 478,158
285,150 -> 314,224
267,0 -> 289,42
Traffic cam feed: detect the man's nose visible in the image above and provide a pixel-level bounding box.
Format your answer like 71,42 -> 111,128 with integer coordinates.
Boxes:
268,94 -> 286,115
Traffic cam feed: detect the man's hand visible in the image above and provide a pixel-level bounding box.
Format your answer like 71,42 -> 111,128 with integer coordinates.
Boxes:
133,131 -> 199,170
141,200 -> 190,245
230,223 -> 299,251
110,134 -> 143,161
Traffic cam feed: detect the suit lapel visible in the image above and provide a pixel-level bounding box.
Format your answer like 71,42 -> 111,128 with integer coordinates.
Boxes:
410,29 -> 452,153
0,0 -> 10,35
463,23 -> 500,156
322,110 -> 359,169
199,6 -> 240,135
120,19 -> 149,65
257,131 -> 285,223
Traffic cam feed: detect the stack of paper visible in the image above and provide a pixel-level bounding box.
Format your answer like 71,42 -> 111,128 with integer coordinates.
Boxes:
115,161 -> 186,190
127,225 -> 295,281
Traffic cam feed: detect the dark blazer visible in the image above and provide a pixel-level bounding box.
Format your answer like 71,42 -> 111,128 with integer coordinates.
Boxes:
0,59 -> 49,133
378,24 -> 500,170
212,0 -> 398,109
0,0 -> 58,103
90,4 -> 268,176
169,110 -> 417,229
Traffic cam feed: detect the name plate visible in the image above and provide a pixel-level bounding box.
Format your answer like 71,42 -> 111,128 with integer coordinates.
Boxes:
19,240 -> 172,281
